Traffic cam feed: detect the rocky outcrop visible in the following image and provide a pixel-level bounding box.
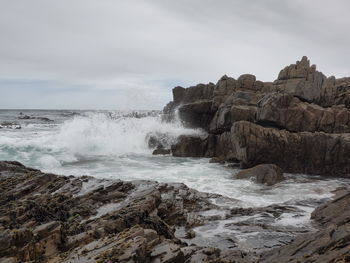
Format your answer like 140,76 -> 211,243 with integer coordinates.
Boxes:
164,56 -> 350,177
234,164 -> 285,186
257,93 -> 350,133
1,161 -> 349,262
230,121 -> 350,176
274,56 -> 326,102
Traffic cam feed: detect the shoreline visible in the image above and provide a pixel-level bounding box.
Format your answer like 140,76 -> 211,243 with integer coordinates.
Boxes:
1,161 -> 349,262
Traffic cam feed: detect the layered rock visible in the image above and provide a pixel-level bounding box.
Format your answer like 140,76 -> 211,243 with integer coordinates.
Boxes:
257,93 -> 350,133
230,121 -> 350,176
0,161 -> 262,263
164,56 -> 350,177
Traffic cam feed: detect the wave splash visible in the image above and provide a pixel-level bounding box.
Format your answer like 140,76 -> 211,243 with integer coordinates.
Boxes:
57,111 -> 203,157
0,111 -> 204,168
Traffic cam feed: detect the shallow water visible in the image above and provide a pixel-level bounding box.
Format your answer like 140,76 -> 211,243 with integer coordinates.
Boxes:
0,109 -> 349,210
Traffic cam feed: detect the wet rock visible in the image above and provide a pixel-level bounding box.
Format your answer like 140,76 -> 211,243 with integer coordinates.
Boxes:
172,86 -> 186,103
152,148 -> 171,155
260,191 -> 350,263
0,122 -> 21,129
171,135 -> 205,157
178,100 -> 215,129
234,164 -> 285,186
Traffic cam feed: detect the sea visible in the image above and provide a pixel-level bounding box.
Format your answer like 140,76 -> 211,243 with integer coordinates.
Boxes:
1,109 -> 349,248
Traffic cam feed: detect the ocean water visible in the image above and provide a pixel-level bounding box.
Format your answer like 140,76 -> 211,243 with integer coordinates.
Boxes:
0,109 -> 349,221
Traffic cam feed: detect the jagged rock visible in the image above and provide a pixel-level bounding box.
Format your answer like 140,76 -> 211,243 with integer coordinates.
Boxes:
320,76 -> 350,107
171,135 -> 205,157
257,93 -> 350,133
230,121 -> 350,177
234,164 -> 285,186
181,83 -> 215,104
274,56 -> 326,102
212,75 -> 236,110
237,74 -> 258,90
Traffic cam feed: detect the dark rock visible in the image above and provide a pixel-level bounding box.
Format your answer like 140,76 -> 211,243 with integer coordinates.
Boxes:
152,148 -> 171,155
172,86 -> 186,103
257,92 -> 350,133
178,100 -> 215,129
230,121 -> 350,177
234,164 -> 285,186
171,135 -> 205,157
260,191 -> 350,263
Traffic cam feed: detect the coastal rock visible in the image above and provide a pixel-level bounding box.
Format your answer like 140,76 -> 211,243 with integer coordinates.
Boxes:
260,191 -> 350,263
178,100 -> 215,129
257,93 -> 350,133
230,121 -> 350,177
172,86 -> 186,103
274,56 -> 326,102
234,164 -> 285,186
171,135 -> 205,157
152,147 -> 171,155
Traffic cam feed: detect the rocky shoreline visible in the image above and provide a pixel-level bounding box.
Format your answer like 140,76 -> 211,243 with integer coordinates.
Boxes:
1,56 -> 350,262
0,161 -> 349,262
163,56 -> 350,178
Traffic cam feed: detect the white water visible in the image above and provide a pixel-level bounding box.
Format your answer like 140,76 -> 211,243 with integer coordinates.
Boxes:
0,110 -> 349,210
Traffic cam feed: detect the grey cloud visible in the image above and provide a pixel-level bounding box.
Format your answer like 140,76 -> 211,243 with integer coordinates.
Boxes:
0,0 -> 349,109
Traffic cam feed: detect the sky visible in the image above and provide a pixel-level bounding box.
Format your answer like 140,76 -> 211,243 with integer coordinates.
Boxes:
0,0 -> 349,110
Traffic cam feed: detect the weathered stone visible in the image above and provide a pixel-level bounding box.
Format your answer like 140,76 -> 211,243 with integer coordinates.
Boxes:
234,164 -> 285,186
172,86 -> 186,103
178,100 -> 215,129
257,93 -> 350,133
171,135 -> 205,157
274,56 -> 326,102
231,121 -> 350,177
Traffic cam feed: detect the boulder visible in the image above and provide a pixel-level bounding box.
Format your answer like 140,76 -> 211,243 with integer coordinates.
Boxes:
234,164 -> 285,186
171,135 -> 205,157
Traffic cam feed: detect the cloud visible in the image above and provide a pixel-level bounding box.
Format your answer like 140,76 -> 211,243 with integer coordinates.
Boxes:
0,0 -> 349,109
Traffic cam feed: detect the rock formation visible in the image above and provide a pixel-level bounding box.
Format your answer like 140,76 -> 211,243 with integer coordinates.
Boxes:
1,162 -> 349,262
165,56 -> 350,178
234,164 -> 285,186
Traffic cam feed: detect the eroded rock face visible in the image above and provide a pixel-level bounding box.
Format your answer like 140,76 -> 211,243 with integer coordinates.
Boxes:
274,56 -> 326,102
257,93 -> 350,133
164,57 -> 350,177
234,164 -> 285,186
231,121 -> 350,177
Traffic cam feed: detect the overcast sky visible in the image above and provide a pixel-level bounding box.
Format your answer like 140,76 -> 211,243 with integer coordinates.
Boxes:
0,0 -> 349,109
